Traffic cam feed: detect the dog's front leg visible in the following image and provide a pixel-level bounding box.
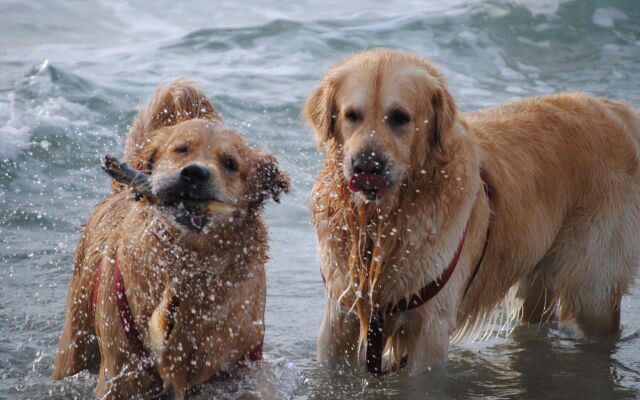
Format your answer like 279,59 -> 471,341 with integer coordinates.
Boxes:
149,285 -> 190,400
317,298 -> 362,368
401,310 -> 451,376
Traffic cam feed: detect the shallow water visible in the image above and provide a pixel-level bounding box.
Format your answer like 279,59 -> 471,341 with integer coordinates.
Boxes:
1,0 -> 639,398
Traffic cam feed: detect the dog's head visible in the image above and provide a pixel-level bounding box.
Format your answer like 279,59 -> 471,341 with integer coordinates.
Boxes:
304,49 -> 458,202
123,80 -> 290,230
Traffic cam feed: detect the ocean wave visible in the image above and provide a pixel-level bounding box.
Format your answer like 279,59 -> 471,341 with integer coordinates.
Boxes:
0,59 -> 122,162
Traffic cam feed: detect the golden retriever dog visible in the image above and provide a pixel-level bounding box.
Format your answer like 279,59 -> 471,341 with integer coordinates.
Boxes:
304,49 -> 640,375
51,80 -> 290,398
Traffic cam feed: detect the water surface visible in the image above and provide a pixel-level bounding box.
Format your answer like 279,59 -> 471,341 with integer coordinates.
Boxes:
1,0 -> 639,398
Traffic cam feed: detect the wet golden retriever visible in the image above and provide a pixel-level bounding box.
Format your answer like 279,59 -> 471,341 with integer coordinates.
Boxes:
51,80 -> 290,398
304,49 -> 640,375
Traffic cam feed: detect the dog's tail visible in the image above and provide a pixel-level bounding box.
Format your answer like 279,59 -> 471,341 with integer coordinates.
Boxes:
121,79 -> 222,175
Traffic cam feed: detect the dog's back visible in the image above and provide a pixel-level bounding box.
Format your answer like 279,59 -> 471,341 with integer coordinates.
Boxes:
463,93 -> 640,336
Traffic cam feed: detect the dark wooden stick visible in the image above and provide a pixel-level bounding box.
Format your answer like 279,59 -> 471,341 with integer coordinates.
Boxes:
102,155 -> 154,199
101,155 -> 240,216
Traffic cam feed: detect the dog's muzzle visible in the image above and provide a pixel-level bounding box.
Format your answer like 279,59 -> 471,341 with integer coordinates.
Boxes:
348,153 -> 389,200
154,163 -> 219,205
154,164 -> 227,230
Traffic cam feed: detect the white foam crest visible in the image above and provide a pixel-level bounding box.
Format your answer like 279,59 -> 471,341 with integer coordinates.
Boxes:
1,61 -> 105,160
31,97 -> 93,130
592,7 -> 628,29
0,92 -> 30,160
510,0 -> 564,16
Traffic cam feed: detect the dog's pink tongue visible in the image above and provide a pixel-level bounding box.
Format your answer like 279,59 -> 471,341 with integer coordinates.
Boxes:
348,174 -> 389,197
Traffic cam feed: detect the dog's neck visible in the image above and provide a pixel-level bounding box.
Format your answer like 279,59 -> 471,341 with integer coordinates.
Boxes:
114,203 -> 268,328
128,204 -> 266,278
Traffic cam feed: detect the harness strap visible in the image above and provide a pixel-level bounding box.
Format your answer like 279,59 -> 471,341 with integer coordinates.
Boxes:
246,338 -> 263,362
92,260 -> 160,384
463,223 -> 490,297
366,310 -> 385,374
388,225 -> 468,315
92,262 -> 102,313
92,261 -> 148,358
112,261 -> 147,358
463,180 -> 493,296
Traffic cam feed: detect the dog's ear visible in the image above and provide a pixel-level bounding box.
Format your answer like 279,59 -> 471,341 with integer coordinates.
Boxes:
124,79 -> 223,172
303,79 -> 337,148
430,80 -> 457,149
249,151 -> 291,205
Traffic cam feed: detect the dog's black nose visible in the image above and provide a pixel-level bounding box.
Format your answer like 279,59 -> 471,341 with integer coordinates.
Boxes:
181,164 -> 210,182
352,153 -> 385,175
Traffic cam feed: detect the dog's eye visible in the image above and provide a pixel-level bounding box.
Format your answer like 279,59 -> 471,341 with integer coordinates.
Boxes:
345,109 -> 362,123
222,157 -> 238,172
387,109 -> 411,127
174,144 -> 189,154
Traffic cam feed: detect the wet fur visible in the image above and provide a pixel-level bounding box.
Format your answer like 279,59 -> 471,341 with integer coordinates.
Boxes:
51,80 -> 289,398
304,49 -> 640,375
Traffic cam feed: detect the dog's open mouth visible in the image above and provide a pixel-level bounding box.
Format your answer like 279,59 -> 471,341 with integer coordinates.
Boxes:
348,173 -> 389,200
162,196 -> 240,230
166,197 -> 238,216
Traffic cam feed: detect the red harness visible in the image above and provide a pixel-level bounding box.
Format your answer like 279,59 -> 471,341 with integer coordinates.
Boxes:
92,262 -> 148,358
91,261 -> 263,371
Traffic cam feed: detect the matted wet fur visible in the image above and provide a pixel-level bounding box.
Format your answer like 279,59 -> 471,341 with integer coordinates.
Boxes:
304,49 -> 640,375
51,80 -> 290,398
